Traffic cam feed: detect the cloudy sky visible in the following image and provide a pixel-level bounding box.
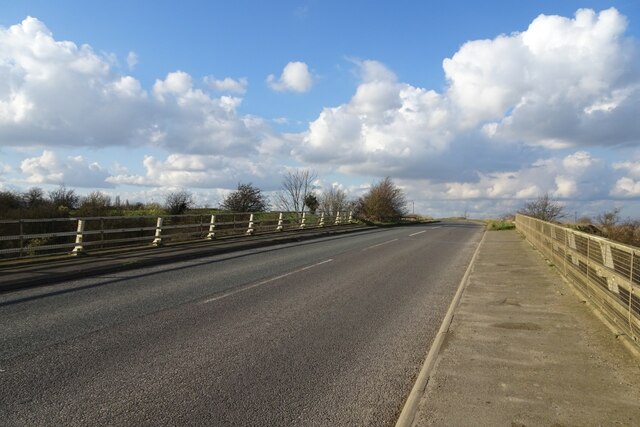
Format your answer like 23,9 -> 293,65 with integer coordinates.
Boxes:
1,0 -> 639,219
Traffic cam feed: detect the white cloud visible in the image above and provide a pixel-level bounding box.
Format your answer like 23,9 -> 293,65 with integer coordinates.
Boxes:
204,76 -> 248,94
294,7 -> 640,202
267,61 -> 313,93
126,51 -> 138,70
446,7 -> 640,148
20,150 -> 112,188
613,160 -> 640,177
0,18 -> 274,157
106,153 -> 283,190
611,177 -> 640,197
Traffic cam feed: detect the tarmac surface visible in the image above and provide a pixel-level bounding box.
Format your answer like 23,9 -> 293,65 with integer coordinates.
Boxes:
412,230 -> 640,427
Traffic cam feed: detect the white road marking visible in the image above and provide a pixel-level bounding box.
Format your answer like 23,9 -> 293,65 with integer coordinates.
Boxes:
362,239 -> 399,251
409,230 -> 427,237
202,259 -> 333,304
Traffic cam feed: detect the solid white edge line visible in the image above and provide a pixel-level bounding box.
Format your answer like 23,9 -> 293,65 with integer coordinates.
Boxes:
395,229 -> 487,427
362,238 -> 399,251
409,230 -> 427,237
201,259 -> 333,304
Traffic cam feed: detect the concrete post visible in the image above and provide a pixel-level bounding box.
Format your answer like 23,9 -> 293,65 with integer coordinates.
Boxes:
206,215 -> 216,240
71,219 -> 86,255
348,211 -> 353,223
300,212 -> 306,229
319,212 -> 325,227
152,217 -> 163,246
276,213 -> 284,231
246,214 -> 254,235
335,212 -> 341,225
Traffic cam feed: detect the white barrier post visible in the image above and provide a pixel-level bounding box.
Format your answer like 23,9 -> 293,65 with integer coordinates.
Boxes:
246,214 -> 254,235
71,219 -> 85,255
276,213 -> 284,231
348,211 -> 353,223
206,215 -> 216,240
319,212 -> 325,227
152,217 -> 163,246
335,212 -> 341,225
300,212 -> 306,229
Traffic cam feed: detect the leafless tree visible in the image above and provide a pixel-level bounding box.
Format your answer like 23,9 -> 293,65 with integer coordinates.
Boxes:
48,185 -> 79,211
518,193 -> 565,222
275,169 -> 317,216
319,187 -> 349,216
78,191 -> 112,216
165,190 -> 194,215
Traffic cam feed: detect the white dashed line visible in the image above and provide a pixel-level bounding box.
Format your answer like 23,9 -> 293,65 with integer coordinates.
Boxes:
362,239 -> 399,251
202,259 -> 333,304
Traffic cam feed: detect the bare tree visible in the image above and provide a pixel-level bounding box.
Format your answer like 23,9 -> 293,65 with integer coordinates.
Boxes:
319,187 -> 349,216
220,183 -> 269,212
518,193 -> 565,222
78,191 -> 112,216
48,185 -> 79,210
165,190 -> 194,215
275,169 -> 317,216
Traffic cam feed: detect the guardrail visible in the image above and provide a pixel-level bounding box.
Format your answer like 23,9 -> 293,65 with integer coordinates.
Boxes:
0,211 -> 353,259
515,214 -> 639,347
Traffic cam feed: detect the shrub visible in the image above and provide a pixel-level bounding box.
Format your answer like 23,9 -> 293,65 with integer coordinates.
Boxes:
355,177 -> 407,222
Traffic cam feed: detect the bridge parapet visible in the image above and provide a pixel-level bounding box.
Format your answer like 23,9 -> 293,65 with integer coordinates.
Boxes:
516,214 -> 640,349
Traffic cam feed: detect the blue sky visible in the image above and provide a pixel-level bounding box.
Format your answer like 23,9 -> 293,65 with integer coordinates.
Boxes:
1,1 -> 640,218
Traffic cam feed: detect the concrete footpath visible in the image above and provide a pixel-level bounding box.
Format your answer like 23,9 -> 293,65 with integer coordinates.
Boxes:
412,230 -> 640,426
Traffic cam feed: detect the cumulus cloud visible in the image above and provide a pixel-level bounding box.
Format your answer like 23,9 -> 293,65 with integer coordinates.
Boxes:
20,150 -> 113,188
611,177 -> 640,197
204,76 -> 248,94
107,153 -> 283,190
267,61 -> 313,92
404,150 -> 609,203
297,8 -> 639,176
446,7 -> 640,148
0,17 -> 273,156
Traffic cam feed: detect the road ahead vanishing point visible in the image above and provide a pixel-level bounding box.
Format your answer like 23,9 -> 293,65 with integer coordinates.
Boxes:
0,221 -> 483,426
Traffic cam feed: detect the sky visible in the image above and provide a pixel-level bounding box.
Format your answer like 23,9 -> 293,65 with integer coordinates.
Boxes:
1,0 -> 640,219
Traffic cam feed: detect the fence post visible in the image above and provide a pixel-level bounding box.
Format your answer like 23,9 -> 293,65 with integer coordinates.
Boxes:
348,211 -> 353,223
246,214 -> 254,235
300,212 -> 306,229
71,219 -> 86,255
276,213 -> 284,231
335,212 -> 341,225
319,212 -> 325,227
152,217 -> 163,246
19,219 -> 24,257
206,215 -> 216,240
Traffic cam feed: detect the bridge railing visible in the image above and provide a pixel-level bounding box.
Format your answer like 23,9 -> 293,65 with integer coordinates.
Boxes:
0,211 -> 353,259
515,214 -> 639,347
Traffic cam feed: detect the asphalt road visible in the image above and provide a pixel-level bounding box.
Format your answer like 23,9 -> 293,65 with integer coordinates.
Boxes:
0,221 -> 483,426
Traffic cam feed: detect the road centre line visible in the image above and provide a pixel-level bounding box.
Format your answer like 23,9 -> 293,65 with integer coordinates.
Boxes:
202,259 -> 333,304
409,230 -> 427,237
362,239 -> 399,251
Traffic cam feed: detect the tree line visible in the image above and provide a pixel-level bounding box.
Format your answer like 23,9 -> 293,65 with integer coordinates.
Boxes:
0,171 -> 409,223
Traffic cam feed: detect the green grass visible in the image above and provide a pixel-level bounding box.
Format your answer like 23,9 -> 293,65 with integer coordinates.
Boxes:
484,219 -> 516,230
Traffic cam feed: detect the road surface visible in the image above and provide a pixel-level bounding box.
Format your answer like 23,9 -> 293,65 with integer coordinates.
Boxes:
0,221 -> 483,426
